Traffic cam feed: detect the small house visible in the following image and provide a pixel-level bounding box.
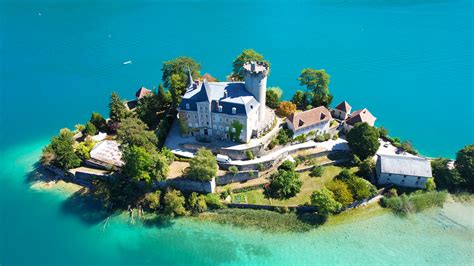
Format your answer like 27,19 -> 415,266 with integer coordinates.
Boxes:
343,108 -> 376,132
332,101 -> 352,120
376,154 -> 432,188
286,106 -> 332,138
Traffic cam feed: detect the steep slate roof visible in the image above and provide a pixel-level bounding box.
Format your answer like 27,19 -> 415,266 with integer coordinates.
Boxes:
287,106 -> 332,131
378,154 -> 432,177
335,101 -> 352,113
135,87 -> 152,99
179,81 -> 259,116
346,108 -> 376,126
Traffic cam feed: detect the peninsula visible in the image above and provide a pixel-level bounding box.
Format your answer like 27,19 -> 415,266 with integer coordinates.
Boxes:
38,49 -> 474,230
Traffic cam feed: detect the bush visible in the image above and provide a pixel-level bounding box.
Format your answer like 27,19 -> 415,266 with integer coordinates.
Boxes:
358,158 -> 375,180
187,192 -> 207,214
163,189 -> 187,217
326,180 -> 354,206
257,163 -> 265,171
75,139 -> 95,161
275,205 -> 290,214
205,194 -> 225,209
310,187 -> 342,216
144,190 -> 161,211
345,176 -> 377,201
276,101 -> 296,117
268,170 -> 302,199
315,133 -> 330,142
268,139 -> 277,150
382,191 -> 447,215
351,154 -> 361,165
310,165 -> 324,177
188,148 -> 218,182
220,187 -> 232,200
276,128 -> 293,145
228,166 -> 239,175
246,150 -> 254,160
278,160 -> 295,172
332,133 -> 338,140
84,122 -> 97,136
425,178 -> 436,191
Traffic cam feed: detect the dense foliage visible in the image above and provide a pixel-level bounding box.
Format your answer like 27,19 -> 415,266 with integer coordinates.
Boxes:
326,180 -> 353,206
298,68 -> 332,107
276,101 -> 296,117
109,92 -> 129,123
346,122 -> 380,160
117,117 -> 158,151
187,148 -> 218,182
41,129 -> 81,170
89,112 -> 107,132
382,191 -> 447,215
266,87 -> 281,108
163,189 -> 187,217
162,57 -> 201,106
268,166 -> 302,199
122,146 -> 169,183
311,187 -> 342,216
231,49 -> 268,80
455,144 -> 474,190
83,122 -> 97,136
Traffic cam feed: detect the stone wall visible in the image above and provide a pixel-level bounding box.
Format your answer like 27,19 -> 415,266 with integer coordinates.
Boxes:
156,177 -> 216,193
216,171 -> 260,185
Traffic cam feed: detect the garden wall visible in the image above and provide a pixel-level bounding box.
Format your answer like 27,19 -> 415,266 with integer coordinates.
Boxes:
216,171 -> 260,185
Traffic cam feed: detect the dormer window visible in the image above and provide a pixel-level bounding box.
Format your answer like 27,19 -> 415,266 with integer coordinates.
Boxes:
218,105 -> 223,112
232,107 -> 236,114
186,103 -> 190,110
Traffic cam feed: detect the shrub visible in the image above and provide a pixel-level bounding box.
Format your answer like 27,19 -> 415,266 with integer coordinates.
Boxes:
163,189 -> 187,217
386,188 -> 398,198
161,147 -> 175,163
358,158 -> 375,180
187,192 -> 207,214
268,170 -> 302,199
275,205 -> 290,214
278,160 -> 295,172
311,187 -> 342,216
144,190 -> 161,211
332,133 -> 338,140
268,139 -> 277,150
75,139 -> 95,161
382,191 -> 447,215
310,165 -> 324,177
257,163 -> 265,171
205,194 -> 225,209
351,154 -> 361,165
425,178 -> 436,191
276,128 -> 292,145
276,101 -> 296,117
246,150 -> 254,160
295,134 -> 307,143
220,187 -> 232,200
326,180 -> 354,206
228,166 -> 239,175
188,148 -> 218,182
344,176 -> 377,201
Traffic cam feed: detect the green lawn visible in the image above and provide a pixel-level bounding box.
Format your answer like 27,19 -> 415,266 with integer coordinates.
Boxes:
232,165 -> 356,206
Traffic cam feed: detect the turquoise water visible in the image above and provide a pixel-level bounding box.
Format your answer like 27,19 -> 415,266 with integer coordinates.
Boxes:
1,0 -> 473,265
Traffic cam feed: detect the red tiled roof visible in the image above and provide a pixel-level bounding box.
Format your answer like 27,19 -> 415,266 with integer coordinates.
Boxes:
287,106 -> 332,131
346,108 -> 376,126
335,101 -> 352,113
135,87 -> 152,99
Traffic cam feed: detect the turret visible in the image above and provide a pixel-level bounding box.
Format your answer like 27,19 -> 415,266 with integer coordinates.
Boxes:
243,61 -> 269,121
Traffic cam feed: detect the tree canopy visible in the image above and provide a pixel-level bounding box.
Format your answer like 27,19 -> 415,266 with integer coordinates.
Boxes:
109,92 -> 129,123
84,122 -> 97,136
41,128 -> 81,170
346,122 -> 380,160
187,148 -> 218,182
163,189 -> 187,216
326,180 -> 353,207
268,170 -> 302,199
122,146 -> 169,183
135,89 -> 166,129
298,68 -> 332,107
117,117 -> 158,151
311,187 -> 342,216
161,57 -> 200,106
231,49 -> 268,80
431,158 -> 460,191
455,144 -> 474,191
276,101 -> 296,117
266,88 -> 281,109
90,112 -> 107,132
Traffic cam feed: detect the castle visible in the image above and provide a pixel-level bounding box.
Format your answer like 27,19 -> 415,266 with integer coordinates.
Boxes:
178,61 -> 275,142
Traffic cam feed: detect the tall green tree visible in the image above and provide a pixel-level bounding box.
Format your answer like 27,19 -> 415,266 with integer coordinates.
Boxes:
161,57 -> 200,106
266,88 -> 281,109
291,90 -> 305,109
90,112 -> 107,132
122,146 -> 169,183
455,144 -> 474,191
187,148 -> 218,182
41,128 -> 81,170
157,83 -> 171,106
109,92 -> 129,123
163,189 -> 187,217
117,117 -> 158,151
136,92 -> 162,129
346,122 -> 380,160
298,68 -> 332,107
326,180 -> 354,206
431,158 -> 460,190
268,170 -> 302,199
84,121 -> 97,136
311,187 -> 342,216
231,49 -> 269,80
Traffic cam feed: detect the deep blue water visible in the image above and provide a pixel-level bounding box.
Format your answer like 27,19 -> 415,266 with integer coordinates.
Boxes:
0,0 -> 473,265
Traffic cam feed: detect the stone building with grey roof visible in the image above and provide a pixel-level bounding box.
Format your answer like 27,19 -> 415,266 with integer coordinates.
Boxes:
376,154 -> 432,188
178,61 -> 275,142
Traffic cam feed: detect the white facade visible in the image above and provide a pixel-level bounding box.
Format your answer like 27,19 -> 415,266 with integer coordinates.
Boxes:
376,154 -> 432,189
287,119 -> 330,138
377,172 -> 428,188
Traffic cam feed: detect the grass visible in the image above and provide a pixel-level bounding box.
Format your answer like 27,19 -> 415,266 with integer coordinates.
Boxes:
231,165 -> 357,206
193,208 -> 325,232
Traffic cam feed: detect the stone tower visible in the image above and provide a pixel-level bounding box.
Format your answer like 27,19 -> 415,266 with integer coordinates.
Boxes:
243,61 -> 269,122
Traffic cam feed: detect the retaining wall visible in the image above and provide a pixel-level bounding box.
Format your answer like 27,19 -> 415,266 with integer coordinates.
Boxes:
216,171 -> 260,185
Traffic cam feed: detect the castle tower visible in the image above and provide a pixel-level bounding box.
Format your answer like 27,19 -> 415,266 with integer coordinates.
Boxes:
243,61 -> 269,122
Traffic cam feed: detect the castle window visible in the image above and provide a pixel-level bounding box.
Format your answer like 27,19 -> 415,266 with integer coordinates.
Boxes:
232,107 -> 236,114
186,103 -> 190,110
218,106 -> 223,112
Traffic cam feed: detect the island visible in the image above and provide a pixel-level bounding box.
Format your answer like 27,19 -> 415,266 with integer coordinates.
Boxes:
37,49 -> 474,231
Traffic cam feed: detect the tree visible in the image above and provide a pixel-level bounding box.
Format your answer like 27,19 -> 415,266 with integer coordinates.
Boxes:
109,92 -> 129,123
425,178 -> 436,191
157,83 -> 172,106
276,101 -> 296,117
122,146 -> 169,183
187,192 -> 207,214
276,127 -> 293,145
334,168 -> 354,181
188,148 -> 218,182
90,112 -> 107,132
117,117 -> 158,151
298,68 -> 330,97
377,126 -> 388,139
161,147 -> 174,164
326,180 -> 354,206
455,144 -> 474,190
278,160 -> 295,172
268,170 -> 302,199
202,73 -> 217,82
75,124 -> 85,133
136,92 -> 161,129
163,189 -> 187,216
84,122 -> 97,136
75,139 -> 95,161
291,90 -> 305,108
344,176 -> 377,201
41,128 -> 81,170
346,122 -> 380,160
144,190 -> 161,211
228,120 -> 243,142
311,187 -> 342,216
431,158 -> 461,190
358,158 -> 375,180
162,57 -> 200,106
231,49 -> 268,80
266,89 -> 280,109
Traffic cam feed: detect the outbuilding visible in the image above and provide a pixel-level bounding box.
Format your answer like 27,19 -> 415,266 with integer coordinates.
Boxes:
376,154 -> 432,188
